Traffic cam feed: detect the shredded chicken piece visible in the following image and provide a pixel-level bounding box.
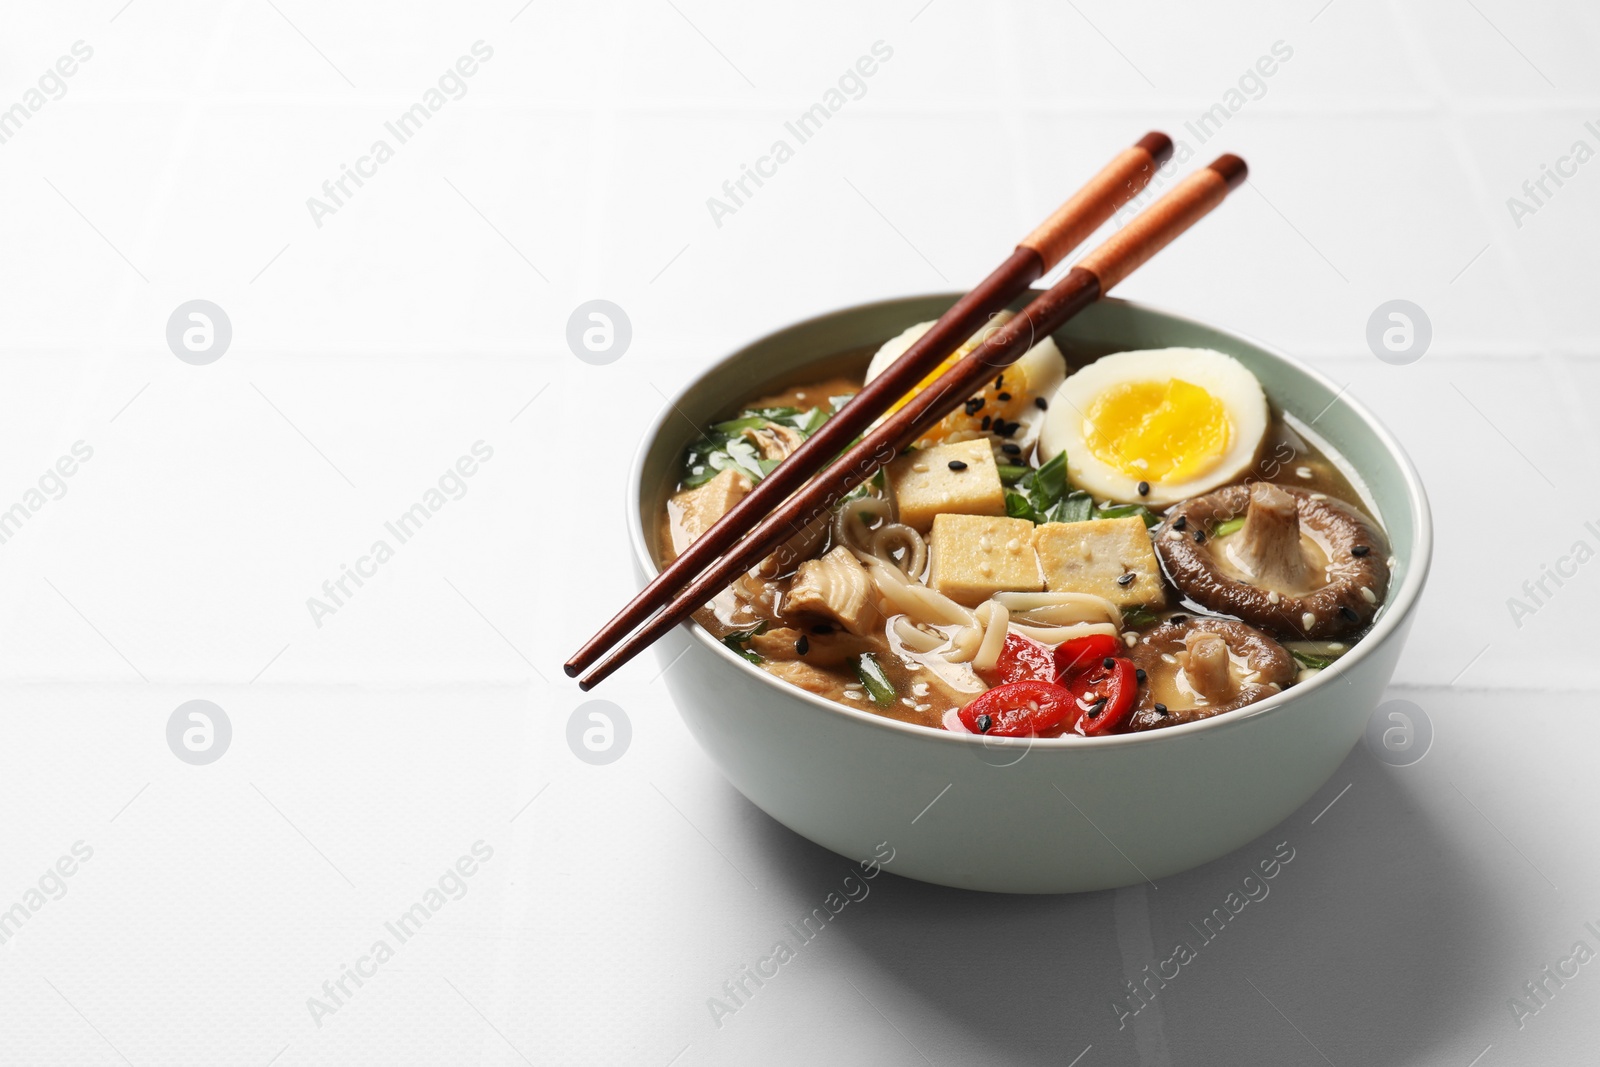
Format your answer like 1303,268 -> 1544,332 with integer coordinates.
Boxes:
785,545 -> 881,635
751,626 -> 876,668
762,658 -> 845,695
667,468 -> 750,555
1231,482 -> 1313,592
1179,630 -> 1235,702
743,423 -> 805,461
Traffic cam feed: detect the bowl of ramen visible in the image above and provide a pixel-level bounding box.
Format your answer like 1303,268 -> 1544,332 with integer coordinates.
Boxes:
631,293 -> 1430,893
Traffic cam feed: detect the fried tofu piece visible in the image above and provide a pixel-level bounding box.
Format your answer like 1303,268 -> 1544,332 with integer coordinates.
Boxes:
928,513 -> 1044,606
1033,516 -> 1165,609
666,468 -> 750,556
886,438 -> 1006,532
783,546 -> 880,635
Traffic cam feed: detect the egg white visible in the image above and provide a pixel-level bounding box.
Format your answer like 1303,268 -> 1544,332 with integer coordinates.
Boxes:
865,313 -> 1066,446
1038,347 -> 1267,507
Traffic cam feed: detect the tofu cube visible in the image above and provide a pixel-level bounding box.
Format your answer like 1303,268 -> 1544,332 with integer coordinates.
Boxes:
928,513 -> 1044,606
1033,516 -> 1165,609
886,439 -> 1006,532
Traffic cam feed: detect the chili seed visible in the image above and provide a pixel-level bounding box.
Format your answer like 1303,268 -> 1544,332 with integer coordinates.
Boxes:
1172,515 -> 1188,531
1137,481 -> 1150,497
796,636 -> 809,655
1001,443 -> 1021,456
1339,605 -> 1360,622
1102,657 -> 1115,669
1351,545 -> 1371,557
976,714 -> 993,733
1154,702 -> 1168,716
1034,396 -> 1049,410
1135,668 -> 1147,683
948,460 -> 968,471
1116,573 -> 1135,586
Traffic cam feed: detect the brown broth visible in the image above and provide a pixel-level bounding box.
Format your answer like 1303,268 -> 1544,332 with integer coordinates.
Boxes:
657,357 -> 1384,733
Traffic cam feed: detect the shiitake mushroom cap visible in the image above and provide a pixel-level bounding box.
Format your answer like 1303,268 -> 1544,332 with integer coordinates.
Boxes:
1155,483 -> 1388,640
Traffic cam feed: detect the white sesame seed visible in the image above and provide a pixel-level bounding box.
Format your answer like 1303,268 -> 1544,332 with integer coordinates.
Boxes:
1301,612 -> 1316,629
1360,587 -> 1377,604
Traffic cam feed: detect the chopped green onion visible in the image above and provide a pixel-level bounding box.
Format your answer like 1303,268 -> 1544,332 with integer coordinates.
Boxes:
997,463 -> 1030,486
1004,490 -> 1038,522
1212,517 -> 1245,538
1120,606 -> 1160,631
1290,648 -> 1338,671
1047,490 -> 1095,524
722,623 -> 768,664
856,653 -> 896,706
1097,503 -> 1159,528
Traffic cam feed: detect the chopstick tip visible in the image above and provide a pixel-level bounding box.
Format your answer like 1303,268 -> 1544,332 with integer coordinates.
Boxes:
1138,131 -> 1174,167
1209,154 -> 1248,190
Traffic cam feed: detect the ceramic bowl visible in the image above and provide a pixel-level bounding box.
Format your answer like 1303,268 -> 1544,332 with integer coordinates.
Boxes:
629,294 -> 1431,894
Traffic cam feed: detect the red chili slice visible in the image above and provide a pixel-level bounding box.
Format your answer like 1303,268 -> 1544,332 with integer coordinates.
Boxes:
957,680 -> 1077,738
977,633 -> 1056,686
1070,657 -> 1137,736
1053,633 -> 1121,684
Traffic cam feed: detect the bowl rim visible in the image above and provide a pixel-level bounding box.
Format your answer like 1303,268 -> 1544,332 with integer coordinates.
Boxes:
626,293 -> 1434,750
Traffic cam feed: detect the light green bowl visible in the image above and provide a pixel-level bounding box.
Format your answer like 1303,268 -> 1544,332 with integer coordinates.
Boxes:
629,294 -> 1432,894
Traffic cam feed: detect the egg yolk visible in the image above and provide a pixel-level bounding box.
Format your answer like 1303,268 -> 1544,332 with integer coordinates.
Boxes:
1083,378 -> 1232,483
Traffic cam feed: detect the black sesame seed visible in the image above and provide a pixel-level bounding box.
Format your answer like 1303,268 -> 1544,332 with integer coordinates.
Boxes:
1116,573 -> 1135,586
1034,396 -> 1049,410
976,714 -> 993,733
1102,657 -> 1115,669
1351,545 -> 1371,557
1088,698 -> 1106,718
1194,530 -> 1206,544
1154,702 -> 1168,716
1339,605 -> 1360,622
948,460 -> 968,471
796,636 -> 809,655
980,415 -> 992,431
997,392 -> 1012,402
964,397 -> 985,415
1137,481 -> 1150,497
1172,515 -> 1188,531
1135,668 -> 1147,683
994,374 -> 1005,389
1001,443 -> 1021,456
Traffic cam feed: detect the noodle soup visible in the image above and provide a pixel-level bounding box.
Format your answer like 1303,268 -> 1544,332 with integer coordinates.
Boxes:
658,315 -> 1390,739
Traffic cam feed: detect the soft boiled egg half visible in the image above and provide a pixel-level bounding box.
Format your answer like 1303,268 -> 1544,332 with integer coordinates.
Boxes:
865,311 -> 1066,449
1038,347 -> 1268,506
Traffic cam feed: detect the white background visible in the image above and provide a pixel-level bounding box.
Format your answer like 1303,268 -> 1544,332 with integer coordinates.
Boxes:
0,1 -> 1596,1064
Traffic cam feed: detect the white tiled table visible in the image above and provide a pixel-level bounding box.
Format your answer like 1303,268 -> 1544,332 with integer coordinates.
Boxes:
1,2 -> 1596,1064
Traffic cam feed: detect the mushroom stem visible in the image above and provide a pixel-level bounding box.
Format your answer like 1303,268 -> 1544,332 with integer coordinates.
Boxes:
1179,630 -> 1235,702
1230,482 -> 1313,592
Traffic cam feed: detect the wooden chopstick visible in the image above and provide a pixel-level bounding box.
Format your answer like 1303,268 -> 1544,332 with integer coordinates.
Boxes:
577,154 -> 1248,691
563,132 -> 1173,679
